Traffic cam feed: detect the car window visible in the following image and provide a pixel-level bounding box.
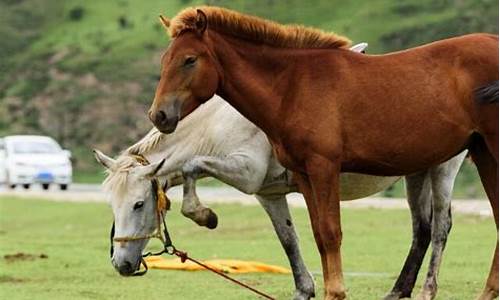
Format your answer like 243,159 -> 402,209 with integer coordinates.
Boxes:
12,141 -> 61,154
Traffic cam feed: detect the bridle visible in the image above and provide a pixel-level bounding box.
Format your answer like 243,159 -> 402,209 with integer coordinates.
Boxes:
109,154 -> 174,276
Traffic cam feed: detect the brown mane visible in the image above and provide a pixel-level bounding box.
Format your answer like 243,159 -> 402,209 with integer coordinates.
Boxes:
168,6 -> 351,49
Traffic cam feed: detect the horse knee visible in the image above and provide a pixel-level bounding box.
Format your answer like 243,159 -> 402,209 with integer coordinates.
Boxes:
182,159 -> 202,178
321,225 -> 342,249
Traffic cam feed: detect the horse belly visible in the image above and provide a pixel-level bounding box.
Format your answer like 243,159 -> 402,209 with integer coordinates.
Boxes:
339,173 -> 400,200
342,125 -> 470,176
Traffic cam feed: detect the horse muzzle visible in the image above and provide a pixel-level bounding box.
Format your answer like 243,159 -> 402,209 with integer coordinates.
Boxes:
113,258 -> 141,276
149,95 -> 183,133
148,109 -> 179,133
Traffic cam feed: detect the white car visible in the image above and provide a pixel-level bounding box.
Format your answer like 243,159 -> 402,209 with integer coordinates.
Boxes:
0,135 -> 72,190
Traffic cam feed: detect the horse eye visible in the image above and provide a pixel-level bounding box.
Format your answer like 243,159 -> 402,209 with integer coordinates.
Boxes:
184,56 -> 197,66
133,201 -> 144,210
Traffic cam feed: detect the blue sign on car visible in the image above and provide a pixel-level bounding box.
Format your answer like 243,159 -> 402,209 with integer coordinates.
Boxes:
37,172 -> 54,183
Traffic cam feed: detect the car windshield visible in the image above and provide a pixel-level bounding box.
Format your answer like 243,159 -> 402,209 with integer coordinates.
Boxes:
12,140 -> 61,154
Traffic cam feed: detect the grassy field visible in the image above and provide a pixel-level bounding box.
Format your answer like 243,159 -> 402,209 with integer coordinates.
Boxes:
0,196 -> 496,299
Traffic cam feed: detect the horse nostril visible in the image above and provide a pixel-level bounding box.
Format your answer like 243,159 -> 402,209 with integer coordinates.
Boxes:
149,110 -> 167,126
118,260 -> 135,275
154,110 -> 167,125
124,260 -> 132,269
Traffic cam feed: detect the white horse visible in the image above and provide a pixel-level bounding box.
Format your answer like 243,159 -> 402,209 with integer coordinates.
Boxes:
95,45 -> 466,300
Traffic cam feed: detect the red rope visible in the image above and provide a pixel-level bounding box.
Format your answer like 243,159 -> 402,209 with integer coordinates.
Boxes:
173,249 -> 276,300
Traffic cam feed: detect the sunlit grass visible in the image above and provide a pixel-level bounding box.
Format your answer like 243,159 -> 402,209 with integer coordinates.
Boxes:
0,196 -> 495,299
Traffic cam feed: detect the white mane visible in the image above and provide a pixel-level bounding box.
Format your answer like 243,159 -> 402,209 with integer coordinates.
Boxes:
102,155 -> 138,197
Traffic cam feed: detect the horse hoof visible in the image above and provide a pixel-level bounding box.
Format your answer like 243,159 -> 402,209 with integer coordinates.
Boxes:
205,209 -> 218,229
293,291 -> 315,300
416,289 -> 435,300
293,280 -> 315,300
382,292 -> 403,300
325,290 -> 346,300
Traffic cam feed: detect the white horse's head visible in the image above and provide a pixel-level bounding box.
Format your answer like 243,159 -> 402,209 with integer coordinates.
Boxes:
94,149 -> 166,276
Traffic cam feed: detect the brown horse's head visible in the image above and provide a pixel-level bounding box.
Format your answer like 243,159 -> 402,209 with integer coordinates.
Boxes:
149,10 -> 220,133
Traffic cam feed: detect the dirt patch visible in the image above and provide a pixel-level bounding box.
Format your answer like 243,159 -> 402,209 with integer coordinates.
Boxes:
3,252 -> 48,263
0,275 -> 28,283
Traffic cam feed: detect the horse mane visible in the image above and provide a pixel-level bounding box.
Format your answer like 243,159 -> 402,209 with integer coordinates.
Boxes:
168,6 -> 352,49
102,128 -> 164,197
126,127 -> 164,155
102,155 -> 137,197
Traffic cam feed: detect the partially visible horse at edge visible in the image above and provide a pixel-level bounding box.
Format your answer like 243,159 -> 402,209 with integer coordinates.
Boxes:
96,93 -> 466,300
148,6 -> 499,300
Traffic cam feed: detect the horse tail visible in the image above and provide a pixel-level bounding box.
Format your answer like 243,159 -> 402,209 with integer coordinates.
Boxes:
475,81 -> 499,104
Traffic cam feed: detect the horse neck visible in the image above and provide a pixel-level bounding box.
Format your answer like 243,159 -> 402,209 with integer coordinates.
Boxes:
126,98 -> 226,172
210,31 -> 293,140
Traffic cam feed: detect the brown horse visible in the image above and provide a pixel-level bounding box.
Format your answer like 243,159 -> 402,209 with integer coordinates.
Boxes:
149,6 -> 499,300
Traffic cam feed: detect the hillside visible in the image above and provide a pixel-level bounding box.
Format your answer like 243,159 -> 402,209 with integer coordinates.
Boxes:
0,0 -> 497,196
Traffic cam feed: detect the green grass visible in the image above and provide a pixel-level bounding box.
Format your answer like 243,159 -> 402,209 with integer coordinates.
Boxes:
0,196 -> 495,299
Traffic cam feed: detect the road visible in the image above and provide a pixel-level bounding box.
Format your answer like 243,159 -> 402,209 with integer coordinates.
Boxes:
0,183 -> 492,216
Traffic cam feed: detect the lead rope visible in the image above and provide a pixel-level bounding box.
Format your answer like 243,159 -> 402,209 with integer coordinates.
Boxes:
143,211 -> 275,300
170,248 -> 275,300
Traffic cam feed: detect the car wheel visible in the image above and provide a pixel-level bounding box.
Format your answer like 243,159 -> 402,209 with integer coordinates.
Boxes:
42,183 -> 50,190
9,184 -> 16,189
60,184 -> 68,191
22,184 -> 30,190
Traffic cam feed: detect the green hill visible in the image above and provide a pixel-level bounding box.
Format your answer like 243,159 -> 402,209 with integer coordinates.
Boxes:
0,0 -> 497,197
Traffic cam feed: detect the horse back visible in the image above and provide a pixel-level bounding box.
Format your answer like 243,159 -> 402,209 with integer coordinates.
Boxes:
288,34 -> 498,174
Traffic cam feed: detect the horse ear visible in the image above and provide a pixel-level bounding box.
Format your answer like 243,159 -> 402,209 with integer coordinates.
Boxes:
349,42 -> 368,53
93,149 -> 116,170
159,15 -> 170,30
136,159 -> 166,179
195,9 -> 207,35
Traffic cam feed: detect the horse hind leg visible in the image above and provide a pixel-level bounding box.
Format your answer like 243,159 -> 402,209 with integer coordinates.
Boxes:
384,171 -> 432,300
255,194 -> 315,300
470,137 -> 499,300
416,151 -> 466,300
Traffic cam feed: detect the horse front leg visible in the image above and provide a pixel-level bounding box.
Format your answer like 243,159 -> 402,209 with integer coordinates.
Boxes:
256,193 -> 315,300
300,156 -> 346,300
181,161 -> 218,229
181,154 -> 267,229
